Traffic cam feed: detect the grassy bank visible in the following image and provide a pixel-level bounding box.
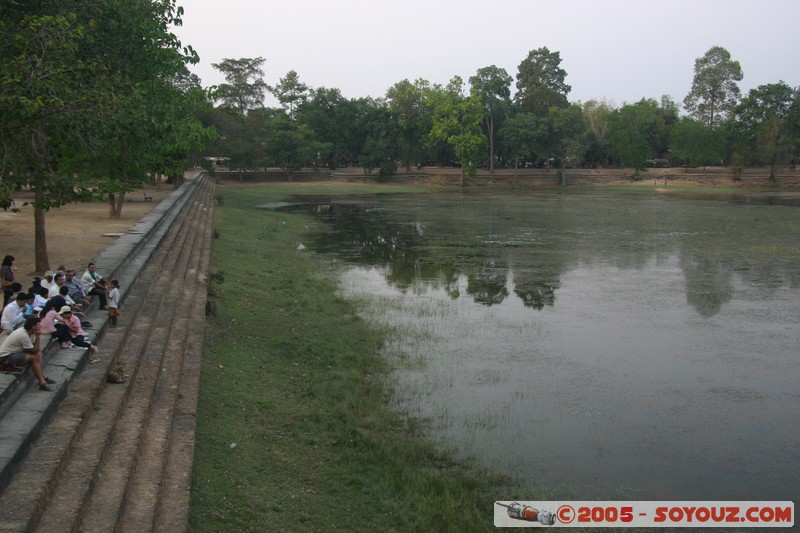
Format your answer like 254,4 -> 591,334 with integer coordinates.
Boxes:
189,183 -> 521,532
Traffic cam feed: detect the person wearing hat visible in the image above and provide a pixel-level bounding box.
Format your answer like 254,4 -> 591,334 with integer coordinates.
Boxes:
0,317 -> 56,391
40,271 -> 55,292
55,306 -> 98,354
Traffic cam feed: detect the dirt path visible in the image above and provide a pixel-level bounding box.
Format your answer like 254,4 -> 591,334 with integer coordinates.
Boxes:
0,185 -> 174,280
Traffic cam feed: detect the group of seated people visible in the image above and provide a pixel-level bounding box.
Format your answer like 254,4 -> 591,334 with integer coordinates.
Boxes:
1,256 -> 119,391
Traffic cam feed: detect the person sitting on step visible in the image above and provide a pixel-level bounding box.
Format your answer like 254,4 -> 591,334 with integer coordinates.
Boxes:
31,286 -> 49,315
38,304 -> 66,347
22,292 -> 37,319
47,271 -> 66,298
80,262 -> 109,310
38,285 -> 68,320
1,292 -> 28,336
54,306 -> 97,354
65,269 -> 90,306
0,317 -> 56,390
40,271 -> 55,292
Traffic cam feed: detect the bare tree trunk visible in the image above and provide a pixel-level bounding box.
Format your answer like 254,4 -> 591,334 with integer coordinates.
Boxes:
108,192 -> 126,219
108,193 -> 118,218
115,191 -> 126,218
488,116 -> 495,173
34,189 -> 49,273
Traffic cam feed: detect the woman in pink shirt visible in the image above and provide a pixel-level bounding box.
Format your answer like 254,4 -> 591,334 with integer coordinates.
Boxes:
55,306 -> 98,353
40,307 -> 74,348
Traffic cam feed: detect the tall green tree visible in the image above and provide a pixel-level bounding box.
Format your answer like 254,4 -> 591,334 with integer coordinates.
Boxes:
582,99 -> 615,167
266,113 -> 317,181
670,117 -> 724,169
1,7 -> 98,270
428,77 -> 487,187
386,79 -> 431,171
212,57 -> 268,116
547,104 -> 587,184
79,0 -> 214,217
607,99 -> 663,173
734,82 -> 800,181
1,0 -> 207,270
297,87 -> 360,168
270,70 -> 310,119
497,113 -> 545,184
514,47 -> 571,118
357,98 -> 399,179
683,46 -> 743,128
469,66 -> 512,172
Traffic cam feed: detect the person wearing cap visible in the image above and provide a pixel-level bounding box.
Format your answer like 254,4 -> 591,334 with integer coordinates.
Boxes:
55,306 -> 98,354
0,317 -> 56,391
40,271 -> 55,292
1,292 -> 28,336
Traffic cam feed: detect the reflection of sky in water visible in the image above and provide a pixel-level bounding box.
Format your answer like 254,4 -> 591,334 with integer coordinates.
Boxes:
301,192 -> 800,500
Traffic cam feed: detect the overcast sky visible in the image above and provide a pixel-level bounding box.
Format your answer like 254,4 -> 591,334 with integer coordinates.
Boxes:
173,0 -> 800,109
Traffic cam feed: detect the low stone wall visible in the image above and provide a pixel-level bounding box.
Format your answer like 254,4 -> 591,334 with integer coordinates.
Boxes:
213,166 -> 800,188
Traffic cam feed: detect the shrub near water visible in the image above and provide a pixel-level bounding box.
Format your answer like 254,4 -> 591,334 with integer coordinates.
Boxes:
189,184 -> 518,532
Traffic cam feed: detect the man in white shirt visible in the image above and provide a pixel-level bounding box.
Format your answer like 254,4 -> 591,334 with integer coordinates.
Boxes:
1,292 -> 28,335
0,317 -> 55,391
48,272 -> 66,298
80,262 -> 109,310
40,271 -> 55,292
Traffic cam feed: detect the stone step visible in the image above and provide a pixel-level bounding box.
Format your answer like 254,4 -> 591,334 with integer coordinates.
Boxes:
117,189 -> 213,532
83,182 -> 214,532
0,175 -> 214,532
0,175 -> 204,444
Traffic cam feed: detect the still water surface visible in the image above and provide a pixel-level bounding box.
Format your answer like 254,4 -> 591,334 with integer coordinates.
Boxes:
288,190 -> 800,500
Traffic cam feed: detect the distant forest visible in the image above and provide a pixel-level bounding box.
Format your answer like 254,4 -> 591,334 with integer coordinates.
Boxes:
202,46 -> 800,182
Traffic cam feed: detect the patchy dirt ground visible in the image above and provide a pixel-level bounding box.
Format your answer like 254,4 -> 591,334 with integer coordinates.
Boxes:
1,184 -> 174,281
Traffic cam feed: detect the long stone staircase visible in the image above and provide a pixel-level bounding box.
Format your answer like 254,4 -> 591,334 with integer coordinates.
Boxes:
0,173 -> 214,532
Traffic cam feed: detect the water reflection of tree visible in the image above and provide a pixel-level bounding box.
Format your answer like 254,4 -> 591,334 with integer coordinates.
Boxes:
302,194 -> 800,318
465,259 -> 509,305
304,198 -> 568,311
679,252 -> 734,317
511,267 -> 561,310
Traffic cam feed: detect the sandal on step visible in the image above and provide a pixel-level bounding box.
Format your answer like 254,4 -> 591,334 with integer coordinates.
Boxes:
39,383 -> 54,392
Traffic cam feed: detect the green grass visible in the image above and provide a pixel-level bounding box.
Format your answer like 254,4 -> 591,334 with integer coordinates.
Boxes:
189,182 -> 526,532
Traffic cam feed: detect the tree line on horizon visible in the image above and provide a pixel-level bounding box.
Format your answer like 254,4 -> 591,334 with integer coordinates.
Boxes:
202,46 -> 800,185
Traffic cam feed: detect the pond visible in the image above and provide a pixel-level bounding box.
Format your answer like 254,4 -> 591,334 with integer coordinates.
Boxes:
286,190 -> 800,501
